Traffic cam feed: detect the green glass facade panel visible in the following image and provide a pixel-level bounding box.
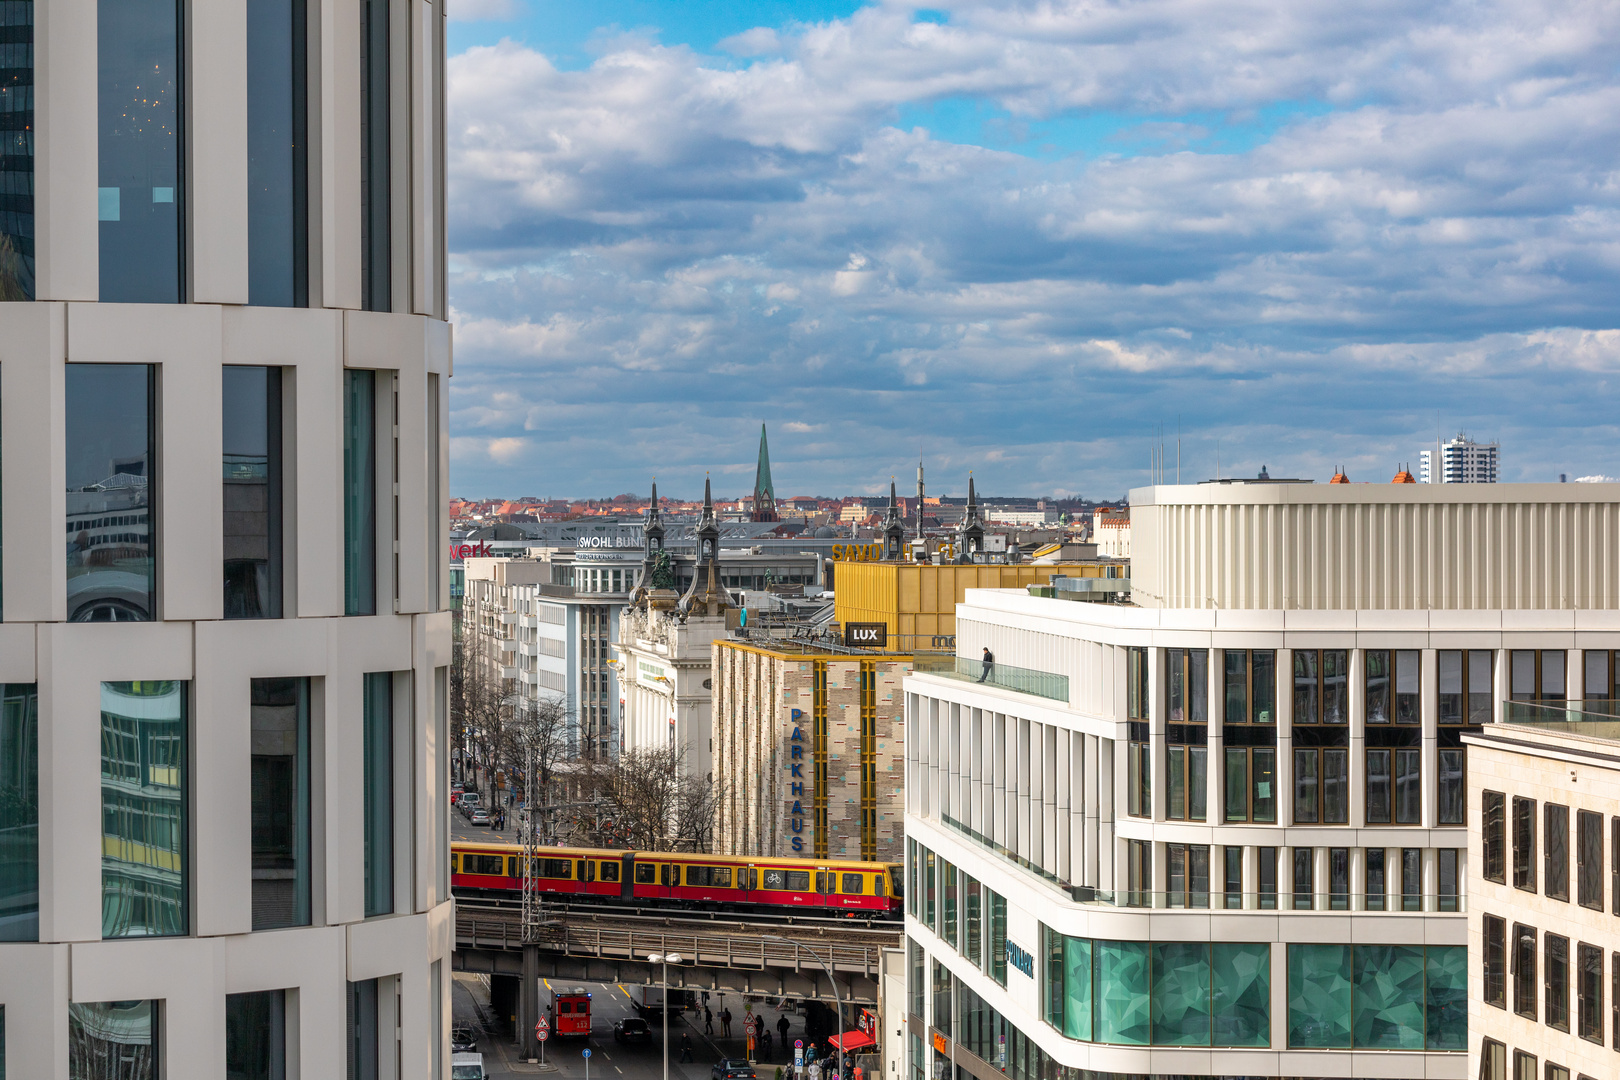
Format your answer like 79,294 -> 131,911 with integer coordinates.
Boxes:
1062,937 -> 1091,1041
1424,944 -> 1468,1050
1351,943 -> 1425,1049
342,368 -> 376,616
1287,943 -> 1351,1048
1151,941 -> 1211,1045
1211,942 -> 1270,1047
0,684 -> 38,942
101,681 -> 186,938
1094,940 -> 1149,1045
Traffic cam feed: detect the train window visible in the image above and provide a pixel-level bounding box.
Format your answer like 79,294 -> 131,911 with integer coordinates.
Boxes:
763,870 -> 787,890
450,855 -> 459,872
786,871 -> 811,891
660,864 -> 673,887
467,854 -> 504,876
601,862 -> 620,883
843,874 -> 864,894
541,859 -> 571,879
506,858 -> 518,877
635,863 -> 656,884
874,874 -> 885,897
686,866 -> 708,887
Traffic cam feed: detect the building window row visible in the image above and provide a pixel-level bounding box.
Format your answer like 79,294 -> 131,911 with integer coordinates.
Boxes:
1477,1039 -> 1596,1080
61,364 -> 407,624
1482,789 -> 1609,910
1482,913 -> 1609,1047
908,839 -> 1007,986
0,675 -> 401,944
1129,840 -> 1458,912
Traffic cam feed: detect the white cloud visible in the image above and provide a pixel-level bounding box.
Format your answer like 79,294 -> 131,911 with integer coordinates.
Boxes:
442,0 -> 1620,495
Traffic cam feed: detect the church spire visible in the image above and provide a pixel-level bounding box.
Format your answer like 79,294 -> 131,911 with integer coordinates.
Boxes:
956,472 -> 985,564
883,478 -> 906,560
752,423 -> 779,522
681,475 -> 730,616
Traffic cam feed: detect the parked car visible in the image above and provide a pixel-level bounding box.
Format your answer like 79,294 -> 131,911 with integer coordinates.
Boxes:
451,1025 -> 478,1054
469,808 -> 491,826
713,1060 -> 757,1080
613,1018 -> 652,1045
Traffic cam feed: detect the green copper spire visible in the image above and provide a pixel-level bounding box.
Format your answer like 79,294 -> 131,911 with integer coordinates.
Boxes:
752,423 -> 778,522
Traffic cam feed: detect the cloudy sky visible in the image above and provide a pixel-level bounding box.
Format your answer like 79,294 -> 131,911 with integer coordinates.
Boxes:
445,0 -> 1620,501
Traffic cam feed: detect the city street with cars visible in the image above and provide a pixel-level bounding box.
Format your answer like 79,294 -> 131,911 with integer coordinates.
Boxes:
452,974 -> 822,1080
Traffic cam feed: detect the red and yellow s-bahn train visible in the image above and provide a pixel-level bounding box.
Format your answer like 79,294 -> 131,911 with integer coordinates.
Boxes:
451,842 -> 903,917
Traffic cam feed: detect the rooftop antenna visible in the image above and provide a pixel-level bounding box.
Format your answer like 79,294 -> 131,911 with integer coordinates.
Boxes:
1176,417 -> 1181,485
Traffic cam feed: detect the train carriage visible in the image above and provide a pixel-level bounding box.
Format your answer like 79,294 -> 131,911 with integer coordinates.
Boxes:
451,842 -> 903,918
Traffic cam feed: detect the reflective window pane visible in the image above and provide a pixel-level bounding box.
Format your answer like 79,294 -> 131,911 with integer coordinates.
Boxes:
0,0 -> 34,301
1425,945 -> 1468,1050
1351,943 -> 1425,1049
101,681 -> 186,937
247,0 -> 307,306
70,1001 -> 156,1078
343,370 -> 377,616
67,365 -> 155,622
1061,936 -> 1090,1041
97,0 -> 182,302
360,0 -> 389,311
1150,941 -> 1210,1045
224,367 -> 284,618
0,684 -> 37,942
1094,940 -> 1149,1045
227,989 -> 287,1080
363,672 -> 393,917
252,678 -> 310,929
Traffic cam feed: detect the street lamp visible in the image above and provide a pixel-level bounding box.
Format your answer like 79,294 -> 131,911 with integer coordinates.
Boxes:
761,936 -> 843,1080
648,951 -> 685,1080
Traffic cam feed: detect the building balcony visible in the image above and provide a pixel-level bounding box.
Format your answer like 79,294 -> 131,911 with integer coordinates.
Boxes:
499,638 -> 517,652
929,656 -> 1069,702
500,612 -> 517,624
1504,697 -> 1620,737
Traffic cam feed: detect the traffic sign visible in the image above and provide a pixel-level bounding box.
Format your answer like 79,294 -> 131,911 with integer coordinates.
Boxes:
538,1015 -> 550,1031
537,1031 -> 549,1043
582,1049 -> 592,1059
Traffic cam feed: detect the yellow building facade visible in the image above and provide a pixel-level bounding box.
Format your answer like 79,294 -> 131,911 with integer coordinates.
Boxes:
833,561 -> 1125,641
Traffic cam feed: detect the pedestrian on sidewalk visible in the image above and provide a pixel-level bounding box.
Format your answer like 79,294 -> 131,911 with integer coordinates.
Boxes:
721,1008 -> 733,1037
777,1015 -> 790,1043
680,1034 -> 694,1063
705,1007 -> 714,1036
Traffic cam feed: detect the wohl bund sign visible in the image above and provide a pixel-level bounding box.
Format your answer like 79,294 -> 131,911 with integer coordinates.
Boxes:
843,622 -> 888,648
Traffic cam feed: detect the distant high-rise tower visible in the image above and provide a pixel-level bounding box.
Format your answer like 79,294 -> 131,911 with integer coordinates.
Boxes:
1420,432 -> 1500,483
752,424 -> 779,522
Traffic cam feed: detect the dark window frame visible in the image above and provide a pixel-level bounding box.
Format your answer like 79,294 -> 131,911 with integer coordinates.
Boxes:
1510,649 -> 1568,703
1292,745 -> 1349,825
1547,933 -> 1570,1033
1483,791 -> 1506,883
1514,796 -> 1537,892
1578,809 -> 1602,911
1483,914 -> 1506,1009
1513,922 -> 1537,1020
1546,803 -> 1570,903
1292,648 -> 1348,725
1365,648 -> 1420,724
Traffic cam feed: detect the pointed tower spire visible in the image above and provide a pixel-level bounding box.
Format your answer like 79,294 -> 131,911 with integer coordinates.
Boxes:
752,423 -> 779,522
956,472 -> 985,564
883,477 -> 906,560
638,479 -> 668,595
681,474 -> 730,616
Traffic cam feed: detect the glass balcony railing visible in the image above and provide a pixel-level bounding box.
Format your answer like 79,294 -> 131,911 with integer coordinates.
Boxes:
930,656 -> 1069,702
1505,699 -> 1620,738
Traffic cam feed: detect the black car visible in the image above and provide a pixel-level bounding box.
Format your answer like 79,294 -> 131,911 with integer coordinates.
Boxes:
613,1018 -> 652,1045
451,1025 -> 478,1054
712,1060 -> 757,1080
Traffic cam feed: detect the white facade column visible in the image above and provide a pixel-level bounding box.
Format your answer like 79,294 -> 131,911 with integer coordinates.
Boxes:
1208,648 -> 1225,825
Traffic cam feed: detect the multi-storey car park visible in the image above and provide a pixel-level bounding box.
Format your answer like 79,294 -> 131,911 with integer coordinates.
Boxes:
901,479 -> 1620,1080
0,0 -> 453,1072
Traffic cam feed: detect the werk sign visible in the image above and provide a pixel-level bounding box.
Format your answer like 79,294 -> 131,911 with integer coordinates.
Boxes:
843,623 -> 887,648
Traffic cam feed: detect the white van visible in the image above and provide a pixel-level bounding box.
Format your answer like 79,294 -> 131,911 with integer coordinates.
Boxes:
451,1051 -> 486,1080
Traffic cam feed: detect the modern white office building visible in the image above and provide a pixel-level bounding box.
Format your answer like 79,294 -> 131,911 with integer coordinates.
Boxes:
462,557 -> 623,757
0,0 -> 453,1073
903,480 -> 1620,1080
1465,696 -> 1620,1080
1420,433 -> 1500,484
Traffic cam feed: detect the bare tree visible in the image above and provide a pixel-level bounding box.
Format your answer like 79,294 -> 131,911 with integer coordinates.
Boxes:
575,746 -> 718,852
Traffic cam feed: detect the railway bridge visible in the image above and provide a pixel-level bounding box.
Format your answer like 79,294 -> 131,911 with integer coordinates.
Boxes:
452,898 -> 902,1058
